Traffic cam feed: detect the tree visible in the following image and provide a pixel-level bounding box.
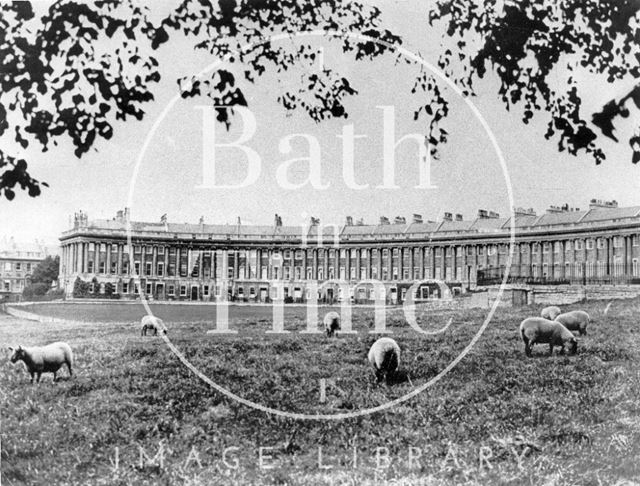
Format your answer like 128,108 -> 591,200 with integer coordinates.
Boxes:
30,255 -> 59,285
0,0 -> 399,200
425,0 -> 640,164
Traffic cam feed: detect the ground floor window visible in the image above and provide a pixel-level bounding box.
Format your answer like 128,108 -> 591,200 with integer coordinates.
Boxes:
146,283 -> 152,295
134,284 -> 139,294
122,282 -> 129,294
168,285 -> 175,296
203,285 -> 209,297
180,285 -> 187,296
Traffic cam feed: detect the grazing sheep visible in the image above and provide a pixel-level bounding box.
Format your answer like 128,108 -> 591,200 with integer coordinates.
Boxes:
520,317 -> 578,357
9,342 -> 73,384
141,315 -> 166,336
541,305 -> 561,321
323,311 -> 341,337
368,337 -> 401,384
555,310 -> 590,336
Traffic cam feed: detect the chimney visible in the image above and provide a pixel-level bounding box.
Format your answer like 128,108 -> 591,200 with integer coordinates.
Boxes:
345,216 -> 353,226
199,216 -> 204,232
124,207 -> 130,222
116,210 -> 124,223
394,216 -> 406,224
513,207 -> 536,217
379,216 -> 390,225
443,212 -> 453,222
412,213 -> 423,224
310,216 -> 319,226
589,198 -> 618,209
274,214 -> 282,227
478,209 -> 499,219
455,213 -> 463,221
356,218 -> 364,226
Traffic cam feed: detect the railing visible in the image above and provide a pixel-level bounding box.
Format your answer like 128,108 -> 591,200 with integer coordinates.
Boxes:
477,263 -> 640,286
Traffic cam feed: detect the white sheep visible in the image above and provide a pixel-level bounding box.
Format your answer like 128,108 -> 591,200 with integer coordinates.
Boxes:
9,342 -> 73,384
541,305 -> 561,320
368,337 -> 401,384
555,310 -> 589,336
520,317 -> 578,357
141,315 -> 167,336
323,311 -> 341,337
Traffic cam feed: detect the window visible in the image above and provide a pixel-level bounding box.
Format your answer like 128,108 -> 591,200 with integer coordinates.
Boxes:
553,243 -> 560,253
146,283 -> 152,295
122,282 -> 129,294
89,283 -> 95,293
134,262 -> 140,275
488,246 -> 496,256
88,261 -> 94,273
597,239 -> 605,249
146,246 -> 153,254
134,245 -> 141,254
542,243 -> 550,253
89,242 -> 95,252
520,245 -> 527,253
4,262 -> 11,271
392,267 -> 398,280
26,263 -> 31,272
478,247 -> 484,256
145,262 -> 152,276
467,246 -> 475,256
284,250 -> 291,259
99,261 -> 105,274
227,268 -> 234,278
633,235 -> 639,247
532,244 -> 538,254
15,262 -> 21,271
111,261 -> 117,274
586,239 -> 594,250
565,241 -> 573,252
4,281 -> 10,291
203,285 -> 209,296
168,285 -> 175,296
134,284 -> 139,294
613,236 -> 623,248
157,263 -> 164,276
180,285 -> 187,296
123,261 -> 130,274
158,246 -> 165,255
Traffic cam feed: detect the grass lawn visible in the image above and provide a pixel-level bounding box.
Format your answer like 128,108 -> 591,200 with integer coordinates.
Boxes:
2,299 -> 640,485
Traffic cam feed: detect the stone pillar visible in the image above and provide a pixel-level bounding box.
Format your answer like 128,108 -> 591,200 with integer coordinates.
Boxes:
151,246 -> 157,277
117,244 -> 123,275
398,247 -> 404,280
176,247 -> 181,277
440,246 -> 446,281
356,248 -> 362,280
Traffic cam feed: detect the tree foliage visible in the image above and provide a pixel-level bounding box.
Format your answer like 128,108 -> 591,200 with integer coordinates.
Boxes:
427,0 -> 640,164
0,0 -> 399,200
30,255 -> 60,285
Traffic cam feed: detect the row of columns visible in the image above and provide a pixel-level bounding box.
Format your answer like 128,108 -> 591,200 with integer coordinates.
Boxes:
61,236 -> 639,283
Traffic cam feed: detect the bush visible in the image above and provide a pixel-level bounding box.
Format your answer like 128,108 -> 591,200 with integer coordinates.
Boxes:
72,277 -> 91,298
22,283 -> 50,299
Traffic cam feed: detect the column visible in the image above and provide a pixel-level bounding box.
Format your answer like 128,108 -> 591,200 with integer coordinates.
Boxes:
223,249 -> 230,280
83,242 -> 89,273
256,249 -> 262,279
117,244 -> 123,275
398,248 -> 404,280
440,246 -> 446,280
314,248 -> 319,280
356,248 -> 362,280
176,247 -> 181,277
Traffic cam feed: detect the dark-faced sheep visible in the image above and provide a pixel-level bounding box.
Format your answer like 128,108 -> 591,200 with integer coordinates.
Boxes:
520,317 -> 578,357
323,311 -> 341,337
141,315 -> 166,336
541,305 -> 561,321
368,337 -> 400,384
555,310 -> 589,336
9,342 -> 73,384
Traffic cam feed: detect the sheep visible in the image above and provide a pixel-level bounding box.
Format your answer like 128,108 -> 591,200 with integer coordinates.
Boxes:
141,315 -> 167,336
555,310 -> 589,336
519,317 -> 578,357
368,337 -> 401,384
323,311 -> 341,337
9,342 -> 73,384
541,305 -> 561,321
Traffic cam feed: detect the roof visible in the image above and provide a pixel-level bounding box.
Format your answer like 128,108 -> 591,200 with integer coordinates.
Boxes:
64,203 -> 640,242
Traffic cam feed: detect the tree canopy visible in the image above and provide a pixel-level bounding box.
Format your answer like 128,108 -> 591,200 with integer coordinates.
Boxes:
0,0 -> 399,200
1,0 -> 638,200
425,0 -> 640,164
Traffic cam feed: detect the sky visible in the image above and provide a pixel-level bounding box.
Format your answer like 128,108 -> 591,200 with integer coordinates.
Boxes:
1,0 -> 638,246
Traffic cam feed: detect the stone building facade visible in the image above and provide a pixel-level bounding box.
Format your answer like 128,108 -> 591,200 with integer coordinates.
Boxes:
0,238 -> 55,301
58,200 -> 640,304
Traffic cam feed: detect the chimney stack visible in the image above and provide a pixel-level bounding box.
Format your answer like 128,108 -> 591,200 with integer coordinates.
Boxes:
394,216 -> 406,224
346,216 -> 353,226
443,212 -> 453,222
589,198 -> 618,209
455,213 -> 463,221
379,216 -> 390,225
412,213 -> 423,224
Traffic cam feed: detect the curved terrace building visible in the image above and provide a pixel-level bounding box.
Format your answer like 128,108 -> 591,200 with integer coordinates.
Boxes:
59,199 -> 640,303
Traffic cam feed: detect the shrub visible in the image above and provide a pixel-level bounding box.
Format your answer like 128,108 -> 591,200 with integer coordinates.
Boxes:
22,283 -> 50,299
72,277 -> 91,298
